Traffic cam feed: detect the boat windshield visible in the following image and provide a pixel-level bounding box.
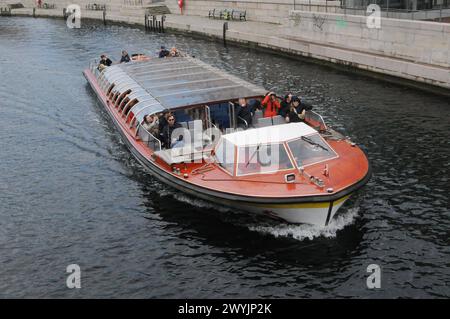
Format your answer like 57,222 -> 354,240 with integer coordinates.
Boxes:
287,134 -> 337,167
236,143 -> 293,176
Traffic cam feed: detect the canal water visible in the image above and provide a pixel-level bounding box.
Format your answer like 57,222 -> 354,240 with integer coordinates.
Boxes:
0,17 -> 449,298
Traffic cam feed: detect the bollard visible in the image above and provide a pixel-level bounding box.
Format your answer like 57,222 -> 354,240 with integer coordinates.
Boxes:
161,15 -> 165,33
144,13 -> 148,30
103,8 -> 106,25
33,7 -> 36,17
223,22 -> 228,47
152,15 -> 156,31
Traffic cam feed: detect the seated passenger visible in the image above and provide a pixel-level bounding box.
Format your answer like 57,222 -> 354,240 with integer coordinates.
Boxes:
98,54 -> 112,71
169,47 -> 180,57
235,98 -> 253,129
161,115 -> 183,149
158,109 -> 172,133
285,96 -> 306,123
279,93 -> 292,118
142,114 -> 159,136
120,50 -> 130,63
261,91 -> 280,118
158,46 -> 170,58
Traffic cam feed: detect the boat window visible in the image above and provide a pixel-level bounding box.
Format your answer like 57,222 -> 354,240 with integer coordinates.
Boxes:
287,134 -> 337,167
123,99 -> 138,116
107,83 -> 115,96
214,139 -> 235,175
116,89 -> 132,108
236,143 -> 293,176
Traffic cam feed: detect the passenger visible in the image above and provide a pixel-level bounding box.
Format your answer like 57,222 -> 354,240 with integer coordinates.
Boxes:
120,50 -> 131,63
235,98 -> 253,129
169,47 -> 180,57
285,96 -> 306,123
279,93 -> 292,118
158,109 -> 172,133
98,54 -> 112,71
142,114 -> 159,136
261,91 -> 280,118
161,115 -> 183,149
158,46 -> 170,58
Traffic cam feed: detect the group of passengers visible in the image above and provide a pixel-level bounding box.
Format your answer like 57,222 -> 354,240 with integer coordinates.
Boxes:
235,92 -> 311,129
98,50 -> 130,71
141,110 -> 183,149
158,46 -> 181,58
98,46 -> 181,71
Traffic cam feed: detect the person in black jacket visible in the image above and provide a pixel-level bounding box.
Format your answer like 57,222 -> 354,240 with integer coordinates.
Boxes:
120,50 -> 130,63
235,98 -> 253,129
161,115 -> 183,149
285,96 -> 306,123
158,46 -> 170,58
98,54 -> 112,71
279,93 -> 292,119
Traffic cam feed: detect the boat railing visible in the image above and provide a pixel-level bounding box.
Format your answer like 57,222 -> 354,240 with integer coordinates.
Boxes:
89,58 -> 101,78
137,124 -> 162,152
305,110 -> 328,132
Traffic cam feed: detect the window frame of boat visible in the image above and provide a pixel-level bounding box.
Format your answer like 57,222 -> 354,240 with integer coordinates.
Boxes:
122,92 -> 151,116
99,69 -> 123,92
122,98 -> 139,117
115,89 -> 133,109
129,103 -> 164,128
119,90 -> 146,112
111,82 -> 135,105
108,75 -> 134,99
286,132 -> 339,168
235,142 -> 296,177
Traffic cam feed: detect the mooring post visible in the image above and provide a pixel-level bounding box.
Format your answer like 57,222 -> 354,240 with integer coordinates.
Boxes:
33,7 -> 36,17
152,15 -> 156,31
223,22 -> 228,47
161,15 -> 165,33
103,8 -> 106,25
144,13 -> 148,30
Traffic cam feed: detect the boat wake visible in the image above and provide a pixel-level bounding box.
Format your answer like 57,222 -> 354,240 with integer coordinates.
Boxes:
248,207 -> 360,241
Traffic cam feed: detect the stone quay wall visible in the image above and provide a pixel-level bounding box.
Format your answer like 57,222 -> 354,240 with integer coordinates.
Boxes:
1,0 -> 449,90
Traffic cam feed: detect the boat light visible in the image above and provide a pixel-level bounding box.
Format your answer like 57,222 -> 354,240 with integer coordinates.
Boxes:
285,173 -> 296,183
327,188 -> 334,193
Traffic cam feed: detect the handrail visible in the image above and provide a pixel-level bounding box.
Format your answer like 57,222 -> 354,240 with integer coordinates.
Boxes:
137,124 -> 162,152
305,110 -> 327,132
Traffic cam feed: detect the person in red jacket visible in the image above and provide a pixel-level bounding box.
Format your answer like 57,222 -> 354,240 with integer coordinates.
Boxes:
261,92 -> 280,118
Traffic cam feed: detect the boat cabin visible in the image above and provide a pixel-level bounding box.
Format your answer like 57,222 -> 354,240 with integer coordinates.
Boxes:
214,123 -> 338,177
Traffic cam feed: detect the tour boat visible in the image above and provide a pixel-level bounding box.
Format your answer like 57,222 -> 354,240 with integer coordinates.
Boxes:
83,55 -> 371,226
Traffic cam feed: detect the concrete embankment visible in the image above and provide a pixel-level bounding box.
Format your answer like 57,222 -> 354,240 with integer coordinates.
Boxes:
1,0 -> 449,93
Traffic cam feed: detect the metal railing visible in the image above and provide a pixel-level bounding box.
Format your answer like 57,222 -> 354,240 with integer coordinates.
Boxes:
123,0 -> 143,5
305,110 -> 328,132
137,124 -> 162,152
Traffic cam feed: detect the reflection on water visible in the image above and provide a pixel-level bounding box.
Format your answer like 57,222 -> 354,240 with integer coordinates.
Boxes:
0,17 -> 449,298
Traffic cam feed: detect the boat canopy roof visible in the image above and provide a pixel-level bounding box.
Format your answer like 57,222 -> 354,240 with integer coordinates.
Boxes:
223,123 -> 317,146
105,56 -> 266,115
